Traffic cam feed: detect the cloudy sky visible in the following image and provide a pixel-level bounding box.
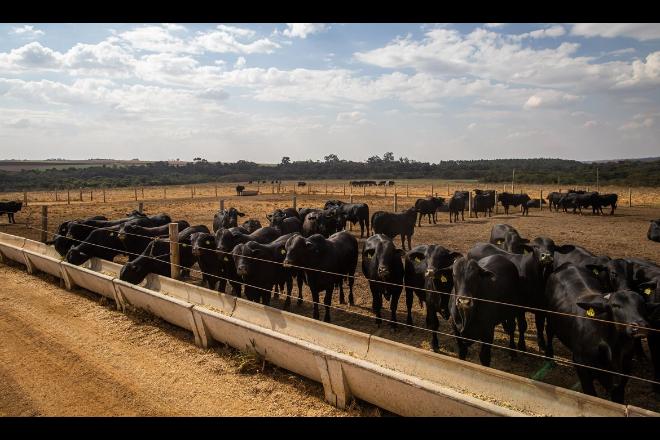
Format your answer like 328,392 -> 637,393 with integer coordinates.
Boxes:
1,23 -> 659,163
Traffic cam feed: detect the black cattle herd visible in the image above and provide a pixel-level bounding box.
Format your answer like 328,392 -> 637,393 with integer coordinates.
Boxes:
0,185 -> 658,404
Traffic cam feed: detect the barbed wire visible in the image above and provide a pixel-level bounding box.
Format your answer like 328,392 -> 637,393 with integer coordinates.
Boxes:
9,222 -> 660,389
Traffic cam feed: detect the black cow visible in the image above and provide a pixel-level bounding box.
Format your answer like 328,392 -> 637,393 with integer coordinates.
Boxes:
471,190 -> 495,218
302,209 -> 343,238
414,197 -> 444,226
563,191 -> 599,215
267,208 -> 302,235
371,207 -> 417,251
236,185 -> 245,195
65,214 -> 172,264
297,181 -> 307,187
497,192 -> 531,215
0,201 -> 22,224
190,232 -> 222,290
592,193 -> 618,215
467,242 -> 555,352
631,263 -> 660,392
212,207 -> 245,232
118,220 -> 190,261
361,234 -> 405,327
546,192 -> 563,212
648,219 -> 660,243
216,226 -> 282,296
404,245 -> 462,351
489,224 -> 519,247
526,198 -> 547,209
232,233 -> 302,307
544,263 -> 651,403
241,219 -> 262,233
324,200 -> 370,238
118,225 -> 209,285
450,255 -> 521,366
48,215 -> 107,251
448,191 -> 468,223
283,231 -> 358,322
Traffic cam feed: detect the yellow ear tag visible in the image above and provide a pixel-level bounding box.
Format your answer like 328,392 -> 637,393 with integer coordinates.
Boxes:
223,257 -> 228,262
497,240 -> 503,244
414,257 -> 421,263
523,249 -> 529,255
205,240 -> 210,245
593,269 -> 599,275
645,288 -> 652,296
280,249 -> 286,255
586,308 -> 595,317
440,275 -> 447,283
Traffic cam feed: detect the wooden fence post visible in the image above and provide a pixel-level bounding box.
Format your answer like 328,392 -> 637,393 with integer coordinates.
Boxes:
169,223 -> 180,280
164,187 -> 167,199
215,185 -> 218,198
363,186 -> 366,196
393,191 -> 398,212
343,184 -> 346,196
325,184 -> 328,195
431,185 -> 434,197
406,184 -> 409,197
141,187 -> 144,198
41,205 -> 48,243
134,188 -> 138,201
23,192 -> 27,207
138,202 -> 144,213
191,186 -> 194,199
494,190 -> 498,214
292,196 -> 297,210
540,190 -> 543,212
67,190 -> 70,205
468,191 -> 472,218
79,189 -> 83,201
629,188 -> 632,207
90,190 -> 93,201
103,188 -> 106,203
220,200 -> 225,211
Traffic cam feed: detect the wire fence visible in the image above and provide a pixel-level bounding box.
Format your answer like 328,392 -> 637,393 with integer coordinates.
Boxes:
4,215 -> 659,391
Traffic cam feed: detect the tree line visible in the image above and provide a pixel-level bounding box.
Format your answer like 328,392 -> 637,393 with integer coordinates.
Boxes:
1,155 -> 659,192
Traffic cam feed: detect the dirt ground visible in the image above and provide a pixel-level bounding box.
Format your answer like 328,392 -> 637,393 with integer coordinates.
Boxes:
1,182 -> 659,414
0,262 -> 388,417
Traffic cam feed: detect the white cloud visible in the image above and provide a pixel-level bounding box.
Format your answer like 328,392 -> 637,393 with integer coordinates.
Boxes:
484,23 -> 507,29
336,111 -> 366,124
510,25 -> 566,41
583,120 -> 598,128
612,51 -> 660,89
523,90 -> 582,109
234,56 -> 246,68
571,23 -> 660,42
10,25 -> 45,39
282,23 -> 329,39
468,122 -> 477,129
118,25 -> 193,53
618,113 -> 656,131
193,27 -> 280,54
0,42 -> 62,71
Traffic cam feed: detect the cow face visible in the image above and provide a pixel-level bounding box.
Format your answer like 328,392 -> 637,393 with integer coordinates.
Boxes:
503,231 -> 529,254
451,257 -> 493,332
576,291 -> 649,339
241,219 -> 262,233
283,234 -> 314,268
119,260 -> 147,284
217,229 -> 237,252
362,235 -> 403,282
66,247 -> 89,265
190,232 -> 216,258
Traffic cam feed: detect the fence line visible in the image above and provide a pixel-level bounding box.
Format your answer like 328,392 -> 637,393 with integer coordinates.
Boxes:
10,222 -> 660,390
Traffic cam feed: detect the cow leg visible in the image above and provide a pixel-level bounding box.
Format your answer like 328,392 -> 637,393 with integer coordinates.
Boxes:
217,278 -> 227,293
516,310 -> 528,352
575,366 -> 598,397
456,337 -> 469,360
338,277 -> 345,304
297,272 -> 304,305
311,288 -> 320,320
400,234 -> 406,251
389,288 -> 400,329
545,321 -> 555,358
502,318 -> 517,359
417,213 -> 421,227
262,286 -> 272,306
427,213 -> 432,225
649,332 -> 660,393
372,285 -> 383,327
461,210 -> 464,221
535,312 -> 547,352
426,302 -> 440,352
479,331 -> 494,367
283,274 -> 293,310
323,287 -> 333,322
348,274 -> 355,306
633,337 -> 647,362
407,235 -> 411,251
405,287 -> 414,326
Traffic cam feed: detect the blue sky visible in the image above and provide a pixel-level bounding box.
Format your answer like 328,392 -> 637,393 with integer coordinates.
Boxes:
1,23 -> 659,162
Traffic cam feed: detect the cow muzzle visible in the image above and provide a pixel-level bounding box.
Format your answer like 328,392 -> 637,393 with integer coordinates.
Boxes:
540,253 -> 553,265
378,266 -> 390,279
425,269 -> 435,278
282,260 -> 292,268
456,297 -> 473,308
628,321 -> 649,338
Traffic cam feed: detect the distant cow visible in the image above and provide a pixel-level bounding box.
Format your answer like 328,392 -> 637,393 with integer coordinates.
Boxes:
241,219 -> 262,233
649,219 -> 660,243
297,181 -> 307,187
471,189 -> 495,218
0,201 -> 22,224
324,200 -> 370,238
497,192 -> 531,215
414,197 -> 444,226
592,193 -> 618,215
361,234 -> 405,327
448,191 -> 469,223
235,185 -> 245,195
526,198 -> 547,209
267,208 -> 302,235
371,207 -> 417,251
212,207 -> 245,232
546,192 -> 563,212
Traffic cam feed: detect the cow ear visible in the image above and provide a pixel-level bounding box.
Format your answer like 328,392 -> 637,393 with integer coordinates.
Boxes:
237,212 -> 245,217
521,238 -> 530,244
638,282 -> 656,298
408,252 -> 425,264
395,249 -> 405,259
576,293 -> 608,316
479,267 -> 495,279
521,245 -> 534,255
585,264 -> 607,277
449,252 -> 463,263
266,214 -> 272,220
555,244 -> 575,254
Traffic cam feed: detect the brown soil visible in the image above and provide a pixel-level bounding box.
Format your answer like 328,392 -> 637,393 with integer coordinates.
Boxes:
1,186 -> 659,414
0,263 -> 383,416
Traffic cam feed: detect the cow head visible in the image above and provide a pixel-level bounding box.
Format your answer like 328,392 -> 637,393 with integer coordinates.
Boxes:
190,232 -> 216,258
119,260 -> 147,285
576,291 -> 649,339
362,234 -> 403,282
283,233 -> 321,267
66,246 -> 90,265
451,257 -> 493,332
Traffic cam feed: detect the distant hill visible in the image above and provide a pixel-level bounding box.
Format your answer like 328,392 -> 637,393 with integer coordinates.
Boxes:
582,157 -> 660,164
1,157 -> 659,191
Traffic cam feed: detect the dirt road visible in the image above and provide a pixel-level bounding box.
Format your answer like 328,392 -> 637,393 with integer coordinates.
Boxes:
0,263 -> 380,416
